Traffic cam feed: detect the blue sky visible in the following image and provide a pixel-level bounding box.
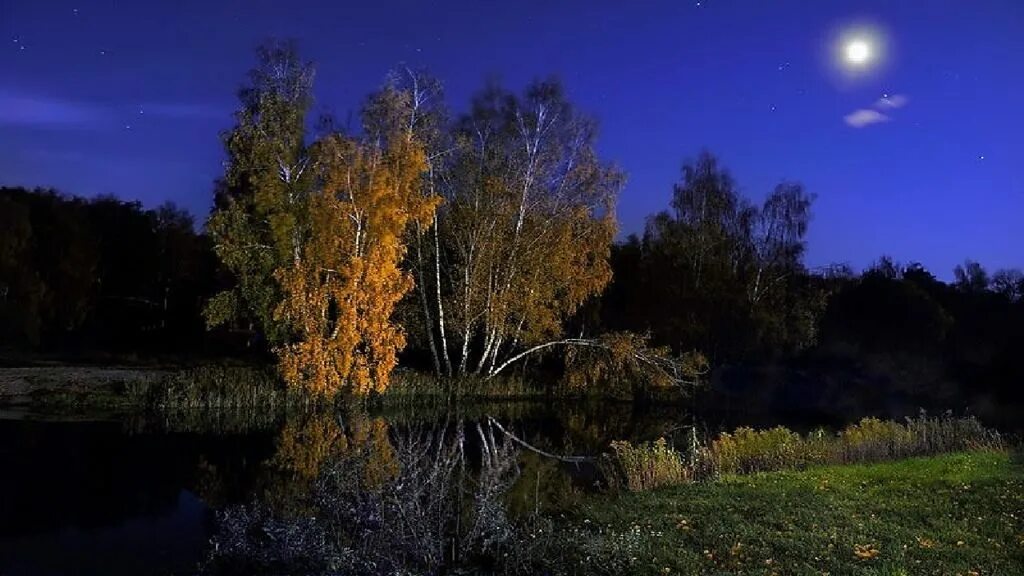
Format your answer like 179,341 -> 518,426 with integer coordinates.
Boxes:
2,0 -> 1022,278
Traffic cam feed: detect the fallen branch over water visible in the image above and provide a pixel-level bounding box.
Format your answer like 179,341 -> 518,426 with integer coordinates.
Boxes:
486,415 -> 593,464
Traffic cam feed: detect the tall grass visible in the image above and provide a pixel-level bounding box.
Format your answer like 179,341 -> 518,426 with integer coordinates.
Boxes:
603,412 -> 1003,491
133,365 -> 311,410
371,370 -> 544,407
114,367 -> 545,411
602,438 -> 690,491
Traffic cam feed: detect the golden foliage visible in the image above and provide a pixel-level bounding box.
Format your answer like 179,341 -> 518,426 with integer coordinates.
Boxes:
562,332 -> 708,396
413,80 -> 623,377
271,412 -> 398,489
274,134 -> 440,396
271,412 -> 345,481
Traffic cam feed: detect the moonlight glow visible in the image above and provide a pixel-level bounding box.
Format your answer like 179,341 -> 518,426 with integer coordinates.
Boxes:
831,23 -> 887,75
845,39 -> 871,65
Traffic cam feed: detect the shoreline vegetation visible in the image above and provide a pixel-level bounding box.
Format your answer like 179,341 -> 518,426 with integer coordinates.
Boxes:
0,362 -> 692,411
600,413 -> 1003,491
1,362 -> 1017,433
197,412 -> 1015,575
3,361 -> 1017,574
1,360 -> 1004,468
0,364 -> 568,410
559,451 -> 1022,575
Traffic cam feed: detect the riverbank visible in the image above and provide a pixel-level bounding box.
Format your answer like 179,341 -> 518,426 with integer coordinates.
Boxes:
0,365 -> 170,407
0,364 -> 637,410
553,451 -> 1023,575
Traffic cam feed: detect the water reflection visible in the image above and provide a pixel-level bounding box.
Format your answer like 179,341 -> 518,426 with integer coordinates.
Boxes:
208,416 -> 530,574
0,403 -> 685,575
0,417 -> 274,575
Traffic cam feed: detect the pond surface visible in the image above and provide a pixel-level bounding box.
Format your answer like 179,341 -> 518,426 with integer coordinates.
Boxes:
0,402 -> 690,575
0,400 -> 912,575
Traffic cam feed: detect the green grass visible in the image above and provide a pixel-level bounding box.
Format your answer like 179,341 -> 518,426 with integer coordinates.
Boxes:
552,451 -> 1024,575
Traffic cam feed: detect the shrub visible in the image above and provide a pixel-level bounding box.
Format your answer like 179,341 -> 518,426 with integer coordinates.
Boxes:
156,365 -> 295,409
604,437 -> 690,491
710,426 -> 804,475
842,412 -> 1002,463
372,371 -> 541,407
601,413 -> 1002,492
841,417 -> 916,461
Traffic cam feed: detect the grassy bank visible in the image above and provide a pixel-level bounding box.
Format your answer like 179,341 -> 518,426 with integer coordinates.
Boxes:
0,364 -> 587,410
550,451 -> 1023,575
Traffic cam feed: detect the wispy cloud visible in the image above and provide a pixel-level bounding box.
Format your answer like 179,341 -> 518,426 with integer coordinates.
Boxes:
0,89 -> 226,129
844,109 -> 890,128
843,92 -> 910,128
0,91 -> 111,128
875,94 -> 909,109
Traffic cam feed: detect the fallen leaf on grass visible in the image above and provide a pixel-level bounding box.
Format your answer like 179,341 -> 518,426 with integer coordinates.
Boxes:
853,543 -> 880,560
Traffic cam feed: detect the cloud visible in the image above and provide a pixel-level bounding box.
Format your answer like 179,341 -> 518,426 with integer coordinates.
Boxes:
0,89 -> 226,129
841,91 -> 910,129
875,94 -> 909,109
844,109 -> 890,128
0,91 -> 111,128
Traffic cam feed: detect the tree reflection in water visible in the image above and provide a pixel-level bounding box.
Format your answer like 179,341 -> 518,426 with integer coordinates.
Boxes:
203,412 -> 544,575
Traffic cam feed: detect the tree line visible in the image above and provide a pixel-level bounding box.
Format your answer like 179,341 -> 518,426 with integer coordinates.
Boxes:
2,42 -> 1021,409
0,187 -> 217,355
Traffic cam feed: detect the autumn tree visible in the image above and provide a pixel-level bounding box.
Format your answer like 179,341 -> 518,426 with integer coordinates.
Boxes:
398,79 -> 622,377
274,130 -> 439,396
205,41 -> 316,346
362,70 -> 453,377
206,45 -> 439,396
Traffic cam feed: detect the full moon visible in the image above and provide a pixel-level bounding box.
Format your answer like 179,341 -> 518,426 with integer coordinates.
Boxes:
845,39 -> 871,65
831,24 -> 887,76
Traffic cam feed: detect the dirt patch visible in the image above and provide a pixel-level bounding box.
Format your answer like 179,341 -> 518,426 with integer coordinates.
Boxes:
0,366 -> 169,405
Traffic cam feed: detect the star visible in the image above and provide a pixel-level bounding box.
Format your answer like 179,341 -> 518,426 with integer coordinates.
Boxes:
100,50 -> 106,56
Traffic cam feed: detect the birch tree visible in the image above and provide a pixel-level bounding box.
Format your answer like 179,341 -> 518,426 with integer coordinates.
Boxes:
429,80 -> 623,377
206,46 -> 440,395
363,70 -> 455,377
274,128 -> 439,396
205,41 -> 315,345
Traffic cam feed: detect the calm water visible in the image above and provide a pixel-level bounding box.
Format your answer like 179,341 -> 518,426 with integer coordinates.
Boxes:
3,399 -> 1000,575
0,403 -> 697,576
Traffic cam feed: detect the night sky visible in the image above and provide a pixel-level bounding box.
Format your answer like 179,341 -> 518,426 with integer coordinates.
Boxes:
2,0 -> 1021,277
